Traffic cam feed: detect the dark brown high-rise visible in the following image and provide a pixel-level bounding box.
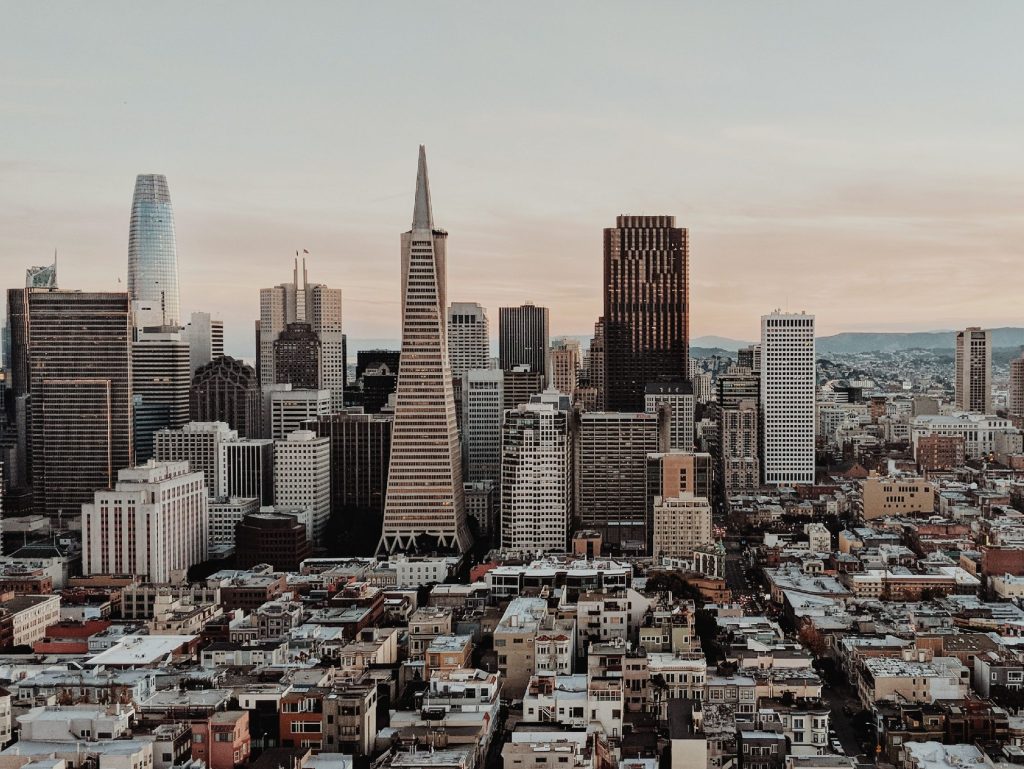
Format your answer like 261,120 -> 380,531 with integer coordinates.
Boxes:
603,215 -> 689,411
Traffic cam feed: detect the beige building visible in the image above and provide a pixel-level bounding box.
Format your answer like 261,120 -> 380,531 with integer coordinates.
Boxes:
2,595 -> 61,648
494,597 -> 575,698
861,474 -> 934,520
652,494 -> 713,560
954,327 -> 992,414
857,654 -> 969,708
549,338 -> 581,398
408,606 -> 454,660
1011,353 -> 1024,417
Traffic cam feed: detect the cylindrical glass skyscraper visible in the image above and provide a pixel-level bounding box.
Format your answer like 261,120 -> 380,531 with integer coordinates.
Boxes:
128,174 -> 180,328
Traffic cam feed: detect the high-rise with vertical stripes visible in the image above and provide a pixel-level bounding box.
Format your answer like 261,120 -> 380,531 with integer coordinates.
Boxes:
128,174 -> 181,328
378,146 -> 471,554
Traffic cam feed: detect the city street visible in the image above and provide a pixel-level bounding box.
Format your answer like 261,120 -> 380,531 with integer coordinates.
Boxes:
821,680 -> 871,760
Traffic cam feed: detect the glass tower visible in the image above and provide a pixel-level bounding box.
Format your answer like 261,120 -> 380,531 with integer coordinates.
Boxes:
128,174 -> 180,328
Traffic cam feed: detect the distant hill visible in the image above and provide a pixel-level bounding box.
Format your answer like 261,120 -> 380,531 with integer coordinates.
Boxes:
817,327 -> 1024,354
691,335 -> 752,352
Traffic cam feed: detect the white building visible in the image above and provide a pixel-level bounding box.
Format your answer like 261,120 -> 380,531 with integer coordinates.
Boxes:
647,653 -> 707,701
182,311 -> 224,372
154,421 -> 237,497
645,381 -> 695,451
82,461 -> 208,583
500,390 -> 574,553
448,302 -> 491,380
274,430 -> 330,544
761,312 -> 816,485
208,497 -> 260,548
652,493 -> 712,560
911,413 -> 1022,460
266,386 -> 330,440
463,368 -> 504,484
522,673 -> 623,739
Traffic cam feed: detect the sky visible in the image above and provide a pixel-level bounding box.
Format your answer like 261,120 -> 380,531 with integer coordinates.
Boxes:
3,2 -> 1024,357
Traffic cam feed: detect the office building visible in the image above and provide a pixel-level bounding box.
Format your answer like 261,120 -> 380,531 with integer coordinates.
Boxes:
550,338 -> 581,399
761,312 -> 816,485
302,411 -> 392,554
208,496 -> 260,550
955,327 -> 992,414
737,345 -> 761,371
578,317 -> 606,411
133,395 -> 169,466
503,366 -> 544,411
154,421 -> 237,497
190,355 -> 261,438
258,259 -> 344,410
132,330 -> 191,458
721,399 -> 760,497
378,146 -> 471,554
499,303 -> 549,382
266,386 -> 330,440
128,174 -> 180,328
462,368 -> 504,484
911,413 -> 1021,460
500,390 -> 574,553
447,302 -> 491,380
354,349 -> 399,414
182,311 -> 224,372
235,512 -> 312,572
645,380 -> 694,450
273,322 -> 321,390
646,450 -> 713,553
274,430 -> 330,544
603,215 -> 689,411
7,289 -> 133,516
81,461 -> 208,583
652,493 -> 712,560
580,410 -> 668,551
1010,353 -> 1024,417
464,480 -> 496,542
218,437 -> 274,504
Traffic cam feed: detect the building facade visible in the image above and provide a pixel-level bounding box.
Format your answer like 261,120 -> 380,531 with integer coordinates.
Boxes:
154,421 -> 237,497
447,302 -> 491,380
761,312 -> 816,485
182,311 -> 224,372
549,338 -> 581,399
378,147 -> 470,554
128,174 -> 180,328
274,430 -> 330,544
652,493 -> 713,560
645,380 -> 694,450
499,304 -> 550,382
955,327 -> 992,414
190,355 -> 261,438
603,215 -> 689,411
463,368 -> 504,484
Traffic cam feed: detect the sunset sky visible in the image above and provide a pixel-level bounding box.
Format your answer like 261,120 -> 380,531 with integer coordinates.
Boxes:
3,2 -> 1023,356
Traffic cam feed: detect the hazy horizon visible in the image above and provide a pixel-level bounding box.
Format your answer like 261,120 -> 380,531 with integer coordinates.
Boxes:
4,2 -> 1024,358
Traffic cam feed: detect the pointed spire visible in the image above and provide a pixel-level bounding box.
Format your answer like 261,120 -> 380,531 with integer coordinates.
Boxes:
412,144 -> 434,231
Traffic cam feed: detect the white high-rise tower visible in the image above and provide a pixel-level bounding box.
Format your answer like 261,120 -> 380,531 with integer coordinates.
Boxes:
378,146 -> 471,554
760,311 -> 816,485
447,302 -> 491,380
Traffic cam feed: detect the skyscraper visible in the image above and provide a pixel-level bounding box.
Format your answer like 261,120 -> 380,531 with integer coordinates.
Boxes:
7,289 -> 133,517
579,410 -> 668,551
183,311 -> 224,372
462,368 -> 504,484
760,311 -> 816,485
274,322 -> 321,390
378,146 -> 470,554
955,327 -> 992,414
128,174 -> 180,328
602,215 -> 689,411
258,259 -> 344,411
549,338 -> 581,399
132,330 -> 191,457
1010,353 -> 1024,417
154,420 -> 237,497
499,304 -> 550,382
274,430 -> 330,545
500,390 -> 574,553
190,355 -> 262,438
644,380 -> 694,450
447,302 -> 491,380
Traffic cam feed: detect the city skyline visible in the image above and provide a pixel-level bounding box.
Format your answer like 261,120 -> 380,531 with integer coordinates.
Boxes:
5,3 -> 1024,354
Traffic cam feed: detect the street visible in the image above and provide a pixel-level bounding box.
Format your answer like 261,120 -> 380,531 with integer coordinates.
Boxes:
821,680 -> 870,759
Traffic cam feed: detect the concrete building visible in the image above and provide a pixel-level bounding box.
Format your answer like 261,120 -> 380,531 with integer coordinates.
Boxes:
722,399 -> 760,497
857,654 -> 969,707
1011,353 -> 1024,417
550,338 -> 582,399
182,311 -> 224,372
208,497 -> 261,549
861,475 -> 935,520
462,368 -> 504,484
503,365 -> 545,411
0,595 -> 61,648
501,390 -> 574,553
267,386 -> 331,440
154,421 -> 237,497
7,288 -> 133,516
761,312 -> 816,485
645,380 -> 695,450
258,258 -> 344,411
81,461 -> 208,583
646,451 -> 713,555
499,303 -> 550,384
378,147 -> 470,554
495,597 -> 575,698
464,480 -> 497,542
190,355 -> 261,438
911,413 -> 1021,460
447,302 -> 490,380
955,327 -> 992,414
580,411 -> 668,551
915,434 -> 966,473
132,330 -> 191,461
652,493 -> 713,560
602,215 -> 689,411
235,512 -> 311,572
274,430 -> 330,544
